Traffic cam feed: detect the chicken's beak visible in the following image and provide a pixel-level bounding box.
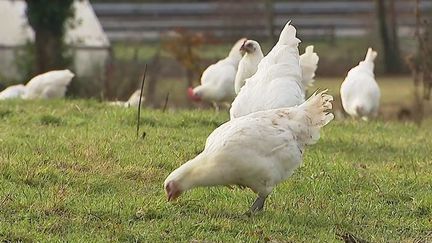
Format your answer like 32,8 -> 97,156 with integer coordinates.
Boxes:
240,39 -> 248,52
166,181 -> 181,202
167,191 -> 179,202
187,87 -> 201,102
240,41 -> 254,54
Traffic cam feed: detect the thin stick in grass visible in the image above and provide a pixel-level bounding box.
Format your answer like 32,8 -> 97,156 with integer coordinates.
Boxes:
137,64 -> 148,138
162,92 -> 170,113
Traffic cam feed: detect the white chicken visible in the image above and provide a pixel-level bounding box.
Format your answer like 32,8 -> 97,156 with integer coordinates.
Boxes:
188,38 -> 246,105
230,22 -> 304,119
108,90 -> 145,108
164,90 -> 334,214
23,69 -> 74,100
0,84 -> 27,100
340,48 -> 380,120
234,40 -> 264,94
234,41 -> 319,96
125,90 -> 144,107
299,45 -> 319,88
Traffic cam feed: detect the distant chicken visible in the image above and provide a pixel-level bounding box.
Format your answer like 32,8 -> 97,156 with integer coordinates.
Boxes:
108,90 -> 145,108
0,84 -> 26,100
23,69 -> 74,99
340,48 -> 380,120
299,45 -> 319,88
125,90 -> 145,107
164,90 -> 334,214
234,40 -> 264,94
234,41 -> 319,95
230,22 -> 304,119
188,38 -> 246,106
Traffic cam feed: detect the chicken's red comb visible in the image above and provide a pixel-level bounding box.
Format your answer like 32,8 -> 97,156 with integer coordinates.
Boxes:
187,87 -> 201,102
187,87 -> 194,98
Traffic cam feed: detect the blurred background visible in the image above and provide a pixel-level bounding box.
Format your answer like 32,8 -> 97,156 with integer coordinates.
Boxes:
0,0 -> 431,121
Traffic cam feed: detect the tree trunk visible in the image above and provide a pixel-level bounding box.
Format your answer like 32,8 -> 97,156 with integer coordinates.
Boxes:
34,29 -> 63,74
375,0 -> 403,73
25,0 -> 74,76
388,1 -> 400,57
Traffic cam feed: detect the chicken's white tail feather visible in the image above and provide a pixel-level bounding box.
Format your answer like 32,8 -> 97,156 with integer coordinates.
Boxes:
300,45 -> 319,87
277,21 -> 301,46
300,90 -> 334,127
294,90 -> 333,145
364,47 -> 378,63
304,45 -> 314,55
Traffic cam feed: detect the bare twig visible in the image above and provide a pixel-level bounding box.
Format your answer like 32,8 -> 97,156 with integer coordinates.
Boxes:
137,64 -> 148,138
162,92 -> 170,113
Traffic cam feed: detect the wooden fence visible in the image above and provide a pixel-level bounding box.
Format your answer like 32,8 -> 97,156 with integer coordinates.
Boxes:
92,1 -> 432,41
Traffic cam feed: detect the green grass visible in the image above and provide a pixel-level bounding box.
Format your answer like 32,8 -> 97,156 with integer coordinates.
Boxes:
0,99 -> 431,242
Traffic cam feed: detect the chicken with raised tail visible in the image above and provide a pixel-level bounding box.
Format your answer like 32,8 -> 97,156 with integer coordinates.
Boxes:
340,48 -> 380,120
234,40 -> 264,94
230,22 -> 304,119
22,69 -> 74,99
188,38 -> 246,105
164,90 -> 334,214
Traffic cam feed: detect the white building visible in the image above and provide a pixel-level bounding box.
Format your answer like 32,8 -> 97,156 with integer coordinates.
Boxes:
0,0 -> 110,82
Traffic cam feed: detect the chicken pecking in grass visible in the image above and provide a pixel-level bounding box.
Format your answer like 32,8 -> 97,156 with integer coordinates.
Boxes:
164,90 -> 334,214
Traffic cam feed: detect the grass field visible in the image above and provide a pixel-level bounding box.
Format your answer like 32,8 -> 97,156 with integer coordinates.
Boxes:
0,99 -> 431,242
